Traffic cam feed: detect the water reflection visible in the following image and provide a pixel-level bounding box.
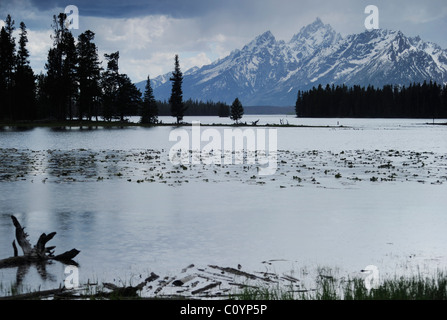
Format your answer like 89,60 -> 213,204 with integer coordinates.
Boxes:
1,120 -> 447,296
13,261 -> 57,288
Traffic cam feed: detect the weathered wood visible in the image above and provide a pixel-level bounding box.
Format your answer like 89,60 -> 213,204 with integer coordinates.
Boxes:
53,249 -> 81,263
0,256 -> 30,268
208,265 -> 272,281
145,272 -> 160,283
35,232 -> 57,258
0,215 -> 80,268
173,274 -> 196,286
11,215 -> 32,255
0,287 -> 67,300
191,282 -> 221,295
12,240 -> 18,257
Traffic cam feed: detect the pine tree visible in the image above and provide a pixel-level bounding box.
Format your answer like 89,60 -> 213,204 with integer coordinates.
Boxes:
0,15 -> 16,120
61,31 -> 77,120
13,21 -> 36,120
101,51 -> 120,121
44,13 -> 77,121
230,97 -> 244,124
169,54 -> 186,124
77,30 -> 102,121
140,75 -> 158,124
101,52 -> 141,121
116,73 -> 141,122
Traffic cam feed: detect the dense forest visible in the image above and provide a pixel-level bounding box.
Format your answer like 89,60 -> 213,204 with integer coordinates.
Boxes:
157,99 -> 229,118
296,82 -> 447,119
0,13 -> 229,123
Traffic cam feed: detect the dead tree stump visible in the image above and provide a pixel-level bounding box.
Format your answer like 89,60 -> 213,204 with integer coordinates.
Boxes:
0,215 -> 80,268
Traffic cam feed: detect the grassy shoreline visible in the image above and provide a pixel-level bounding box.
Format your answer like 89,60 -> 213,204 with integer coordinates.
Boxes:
2,267 -> 447,300
235,271 -> 447,300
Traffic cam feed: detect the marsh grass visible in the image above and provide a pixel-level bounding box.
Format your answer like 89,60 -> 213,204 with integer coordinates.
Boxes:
233,269 -> 447,300
2,267 -> 447,300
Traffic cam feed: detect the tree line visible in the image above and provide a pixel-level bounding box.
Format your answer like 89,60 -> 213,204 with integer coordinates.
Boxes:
0,13 -> 232,124
156,99 -> 230,117
295,82 -> 447,119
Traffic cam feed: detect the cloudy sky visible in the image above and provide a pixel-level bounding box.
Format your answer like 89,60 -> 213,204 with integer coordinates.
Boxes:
1,0 -> 446,83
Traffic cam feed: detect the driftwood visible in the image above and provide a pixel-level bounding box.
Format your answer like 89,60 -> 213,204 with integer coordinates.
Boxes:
0,215 -> 80,268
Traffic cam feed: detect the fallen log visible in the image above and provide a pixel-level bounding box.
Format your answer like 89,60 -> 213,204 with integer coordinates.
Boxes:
191,282 -> 222,295
208,265 -> 273,282
0,215 -> 80,268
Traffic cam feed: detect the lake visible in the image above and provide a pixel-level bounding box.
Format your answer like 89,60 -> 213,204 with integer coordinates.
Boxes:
1,115 -> 447,296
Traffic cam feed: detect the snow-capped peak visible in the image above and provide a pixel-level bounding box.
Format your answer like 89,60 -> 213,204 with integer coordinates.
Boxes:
144,18 -> 447,106
288,18 -> 342,60
243,30 -> 276,51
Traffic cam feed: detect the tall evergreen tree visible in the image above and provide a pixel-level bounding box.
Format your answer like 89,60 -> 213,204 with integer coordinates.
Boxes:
140,75 -> 158,124
116,73 -> 141,122
169,54 -> 186,124
0,15 -> 16,120
13,21 -> 36,120
35,72 -> 51,119
44,13 -> 77,121
230,97 -> 244,124
61,31 -> 77,120
101,51 -> 120,121
77,30 -> 102,121
101,51 -> 141,121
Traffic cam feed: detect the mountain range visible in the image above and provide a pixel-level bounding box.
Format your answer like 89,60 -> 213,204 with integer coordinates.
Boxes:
136,18 -> 447,107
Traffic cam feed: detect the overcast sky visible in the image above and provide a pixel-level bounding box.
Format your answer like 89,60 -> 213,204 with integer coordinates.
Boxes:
1,0 -> 446,83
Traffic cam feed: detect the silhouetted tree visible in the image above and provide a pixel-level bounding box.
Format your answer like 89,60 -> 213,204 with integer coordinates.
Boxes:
101,51 -> 120,121
0,15 -> 15,120
44,13 -> 77,121
169,54 -> 186,124
230,97 -> 244,123
116,73 -> 141,121
101,51 -> 141,121
140,75 -> 158,124
77,30 -> 102,121
13,22 -> 36,120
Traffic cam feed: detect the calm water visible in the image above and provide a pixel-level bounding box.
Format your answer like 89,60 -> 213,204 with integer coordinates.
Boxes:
1,116 -> 447,294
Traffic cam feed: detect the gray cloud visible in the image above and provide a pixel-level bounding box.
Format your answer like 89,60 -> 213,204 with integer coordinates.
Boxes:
2,0 -> 446,83
26,0 -> 235,18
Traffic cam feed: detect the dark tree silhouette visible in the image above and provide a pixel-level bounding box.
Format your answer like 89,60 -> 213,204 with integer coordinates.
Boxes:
101,52 -> 141,121
140,75 -> 158,124
13,22 -> 36,120
169,54 -> 187,124
295,82 -> 447,119
116,73 -> 141,122
101,51 -> 120,121
44,13 -> 77,121
230,97 -> 244,124
0,15 -> 15,120
77,30 -> 102,121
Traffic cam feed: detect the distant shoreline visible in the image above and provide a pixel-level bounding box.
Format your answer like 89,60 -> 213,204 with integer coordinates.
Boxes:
1,118 -> 445,129
0,119 -> 347,129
